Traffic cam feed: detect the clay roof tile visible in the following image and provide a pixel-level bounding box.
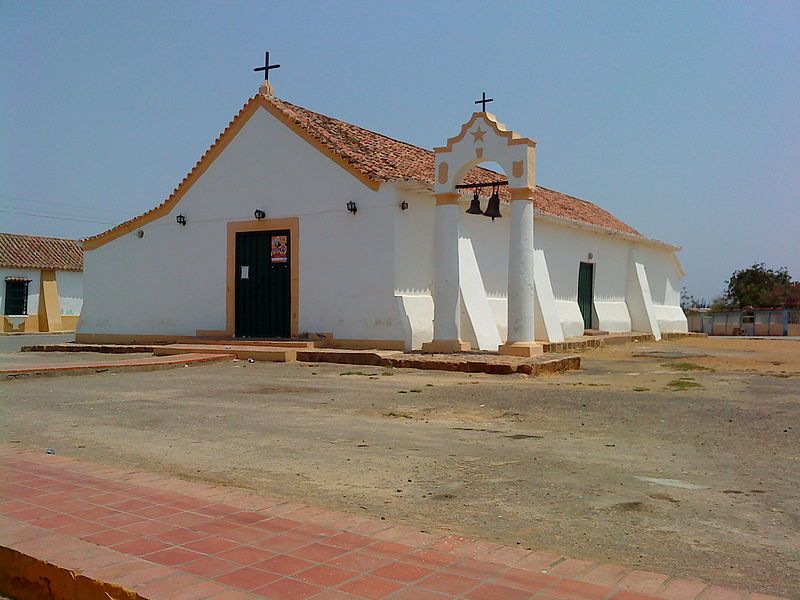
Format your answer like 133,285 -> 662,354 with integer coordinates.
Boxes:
0,233 -> 83,271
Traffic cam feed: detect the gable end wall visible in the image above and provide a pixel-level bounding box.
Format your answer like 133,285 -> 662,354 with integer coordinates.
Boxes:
79,106 -> 405,341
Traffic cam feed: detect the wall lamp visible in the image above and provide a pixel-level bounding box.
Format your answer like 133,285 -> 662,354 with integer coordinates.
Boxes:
176,214 -> 187,226
400,200 -> 409,211
346,200 -> 358,214
254,209 -> 266,220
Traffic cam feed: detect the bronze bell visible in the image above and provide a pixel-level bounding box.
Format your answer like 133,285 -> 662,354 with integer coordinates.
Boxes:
466,191 -> 483,215
483,187 -> 502,220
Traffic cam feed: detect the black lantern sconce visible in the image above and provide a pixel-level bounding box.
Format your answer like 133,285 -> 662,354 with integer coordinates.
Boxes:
176,214 -> 187,226
400,200 -> 409,211
254,209 -> 266,220
346,200 -> 358,214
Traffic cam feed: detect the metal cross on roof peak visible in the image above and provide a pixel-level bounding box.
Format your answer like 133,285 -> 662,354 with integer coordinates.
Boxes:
475,91 -> 493,112
254,51 -> 280,81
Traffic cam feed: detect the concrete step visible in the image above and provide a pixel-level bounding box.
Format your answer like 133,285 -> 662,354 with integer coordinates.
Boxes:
297,349 -> 403,367
195,339 -> 318,348
153,344 -> 297,362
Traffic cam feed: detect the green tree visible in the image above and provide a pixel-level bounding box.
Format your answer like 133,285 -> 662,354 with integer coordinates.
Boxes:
723,263 -> 794,308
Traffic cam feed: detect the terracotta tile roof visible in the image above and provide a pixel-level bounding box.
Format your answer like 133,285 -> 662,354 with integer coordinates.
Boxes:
0,233 -> 83,271
269,97 -> 643,237
84,94 -> 643,248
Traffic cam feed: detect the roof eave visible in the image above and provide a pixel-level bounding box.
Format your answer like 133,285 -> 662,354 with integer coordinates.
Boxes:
396,181 -> 680,251
533,212 -> 681,251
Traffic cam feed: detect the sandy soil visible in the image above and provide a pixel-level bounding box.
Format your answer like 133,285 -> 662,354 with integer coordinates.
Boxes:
1,337 -> 798,596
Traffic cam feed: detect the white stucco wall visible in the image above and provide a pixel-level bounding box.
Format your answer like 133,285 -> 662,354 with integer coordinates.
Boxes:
1,268 -> 39,315
633,245 -> 688,333
81,106 -> 407,342
535,221 -> 632,336
393,197 -> 687,345
81,103 -> 686,346
56,270 -> 83,315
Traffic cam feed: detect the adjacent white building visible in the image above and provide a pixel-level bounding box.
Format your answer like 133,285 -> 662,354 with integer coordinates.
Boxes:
79,81 -> 687,351
1,233 -> 83,333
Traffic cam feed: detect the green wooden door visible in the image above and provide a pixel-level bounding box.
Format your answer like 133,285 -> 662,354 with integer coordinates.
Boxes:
235,230 -> 291,338
577,262 -> 594,330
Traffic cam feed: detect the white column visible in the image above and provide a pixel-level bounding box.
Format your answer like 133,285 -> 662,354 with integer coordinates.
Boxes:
499,196 -> 541,356
422,194 -> 470,353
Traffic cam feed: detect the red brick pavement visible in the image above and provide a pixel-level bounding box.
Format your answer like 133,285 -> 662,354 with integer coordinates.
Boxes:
0,447 -> 787,600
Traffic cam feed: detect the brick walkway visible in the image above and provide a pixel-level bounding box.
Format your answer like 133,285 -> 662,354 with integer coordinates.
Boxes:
0,447 -> 785,600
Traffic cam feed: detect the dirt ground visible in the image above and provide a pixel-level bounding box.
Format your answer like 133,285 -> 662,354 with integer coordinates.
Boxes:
1,337 -> 798,596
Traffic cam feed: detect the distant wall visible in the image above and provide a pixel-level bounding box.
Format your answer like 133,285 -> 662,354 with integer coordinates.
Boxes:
690,308 -> 799,336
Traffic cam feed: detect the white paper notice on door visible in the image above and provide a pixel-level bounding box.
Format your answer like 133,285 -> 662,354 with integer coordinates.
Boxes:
240,265 -> 249,279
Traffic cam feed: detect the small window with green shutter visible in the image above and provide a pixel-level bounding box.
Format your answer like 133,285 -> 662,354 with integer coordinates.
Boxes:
4,279 -> 30,315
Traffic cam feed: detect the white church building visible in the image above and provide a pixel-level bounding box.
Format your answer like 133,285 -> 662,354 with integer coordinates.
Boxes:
79,78 -> 687,354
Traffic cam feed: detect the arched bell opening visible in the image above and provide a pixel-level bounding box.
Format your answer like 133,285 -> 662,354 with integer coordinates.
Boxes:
423,110 -> 540,356
455,160 -> 508,221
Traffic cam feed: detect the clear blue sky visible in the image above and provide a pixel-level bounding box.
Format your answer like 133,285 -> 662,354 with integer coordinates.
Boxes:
2,0 -> 798,301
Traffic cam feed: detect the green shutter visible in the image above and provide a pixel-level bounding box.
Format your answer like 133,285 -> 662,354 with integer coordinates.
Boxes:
577,263 -> 594,330
4,280 -> 30,315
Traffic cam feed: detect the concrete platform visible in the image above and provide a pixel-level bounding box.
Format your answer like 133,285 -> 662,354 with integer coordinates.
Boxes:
26,333 -> 704,357
0,333 -> 75,354
154,344 -> 298,362
0,352 -> 234,378
17,343 -> 580,376
22,343 -> 156,354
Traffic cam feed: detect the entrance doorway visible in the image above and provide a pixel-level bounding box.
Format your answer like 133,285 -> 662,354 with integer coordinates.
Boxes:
577,262 -> 594,330
235,230 -> 291,338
